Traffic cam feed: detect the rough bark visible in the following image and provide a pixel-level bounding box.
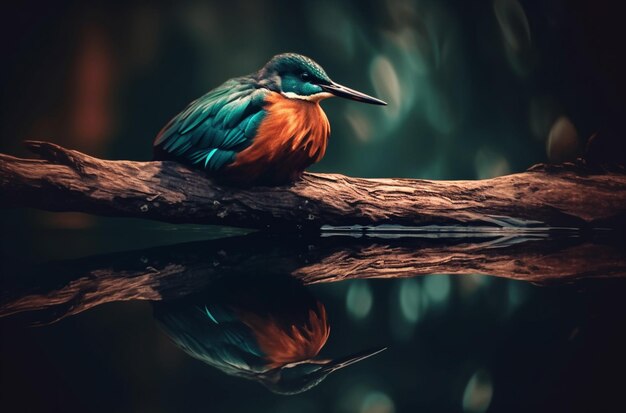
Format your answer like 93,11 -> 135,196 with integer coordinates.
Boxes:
1,233 -> 624,324
1,141 -> 625,230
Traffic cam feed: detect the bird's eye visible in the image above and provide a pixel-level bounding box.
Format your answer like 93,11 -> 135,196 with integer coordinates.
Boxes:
300,72 -> 310,81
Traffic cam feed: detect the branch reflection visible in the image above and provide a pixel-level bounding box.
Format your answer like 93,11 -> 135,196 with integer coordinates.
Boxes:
1,231 -> 623,325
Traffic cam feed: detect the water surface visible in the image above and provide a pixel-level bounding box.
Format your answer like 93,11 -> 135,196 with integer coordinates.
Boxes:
1,225 -> 625,413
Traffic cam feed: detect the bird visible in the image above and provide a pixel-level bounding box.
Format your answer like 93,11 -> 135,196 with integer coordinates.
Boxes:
153,53 -> 386,185
154,273 -> 385,395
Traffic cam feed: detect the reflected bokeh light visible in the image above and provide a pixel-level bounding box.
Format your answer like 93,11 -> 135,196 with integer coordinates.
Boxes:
399,278 -> 421,323
337,383 -> 396,413
423,275 -> 451,304
506,280 -> 529,314
462,369 -> 493,413
459,274 -> 491,298
360,391 -> 395,413
347,280 -> 374,320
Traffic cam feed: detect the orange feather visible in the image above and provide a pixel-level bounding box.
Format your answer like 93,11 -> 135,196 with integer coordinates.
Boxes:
236,302 -> 331,368
223,92 -> 330,185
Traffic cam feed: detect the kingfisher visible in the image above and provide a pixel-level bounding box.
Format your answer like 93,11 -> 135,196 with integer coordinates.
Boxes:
154,274 -> 385,395
153,53 -> 386,185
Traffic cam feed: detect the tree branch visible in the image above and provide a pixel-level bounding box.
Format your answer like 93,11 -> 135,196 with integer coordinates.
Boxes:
2,233 -> 624,324
1,140 -> 625,230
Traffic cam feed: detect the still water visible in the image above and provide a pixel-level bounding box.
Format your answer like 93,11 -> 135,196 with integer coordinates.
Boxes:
1,222 -> 625,413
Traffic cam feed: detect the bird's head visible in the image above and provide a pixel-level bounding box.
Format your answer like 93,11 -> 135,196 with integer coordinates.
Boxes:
258,53 -> 387,105
259,347 -> 387,395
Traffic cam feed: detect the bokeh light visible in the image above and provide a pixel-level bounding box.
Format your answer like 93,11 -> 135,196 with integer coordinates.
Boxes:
493,0 -> 533,76
547,116 -> 580,162
529,95 -> 562,141
474,148 -> 511,179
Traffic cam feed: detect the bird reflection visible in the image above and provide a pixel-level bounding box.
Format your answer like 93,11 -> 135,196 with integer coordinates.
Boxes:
154,273 -> 384,395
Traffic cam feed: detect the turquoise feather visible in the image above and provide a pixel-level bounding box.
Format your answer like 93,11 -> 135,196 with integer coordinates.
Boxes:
156,300 -> 266,377
154,78 -> 267,171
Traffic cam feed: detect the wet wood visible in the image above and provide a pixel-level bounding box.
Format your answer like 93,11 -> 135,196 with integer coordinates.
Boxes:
1,233 -> 624,324
1,141 -> 625,230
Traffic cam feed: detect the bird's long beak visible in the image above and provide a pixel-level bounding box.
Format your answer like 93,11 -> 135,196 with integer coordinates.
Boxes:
321,81 -> 387,105
320,346 -> 387,374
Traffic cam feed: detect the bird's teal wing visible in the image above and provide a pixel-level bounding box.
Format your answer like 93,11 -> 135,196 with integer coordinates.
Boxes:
153,78 -> 267,171
155,301 -> 269,377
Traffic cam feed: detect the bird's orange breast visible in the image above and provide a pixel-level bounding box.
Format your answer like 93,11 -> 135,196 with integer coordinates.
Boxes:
236,302 -> 330,368
223,92 -> 330,185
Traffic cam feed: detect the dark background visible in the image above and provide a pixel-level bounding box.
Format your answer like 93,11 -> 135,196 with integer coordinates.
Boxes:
2,0 -> 625,180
